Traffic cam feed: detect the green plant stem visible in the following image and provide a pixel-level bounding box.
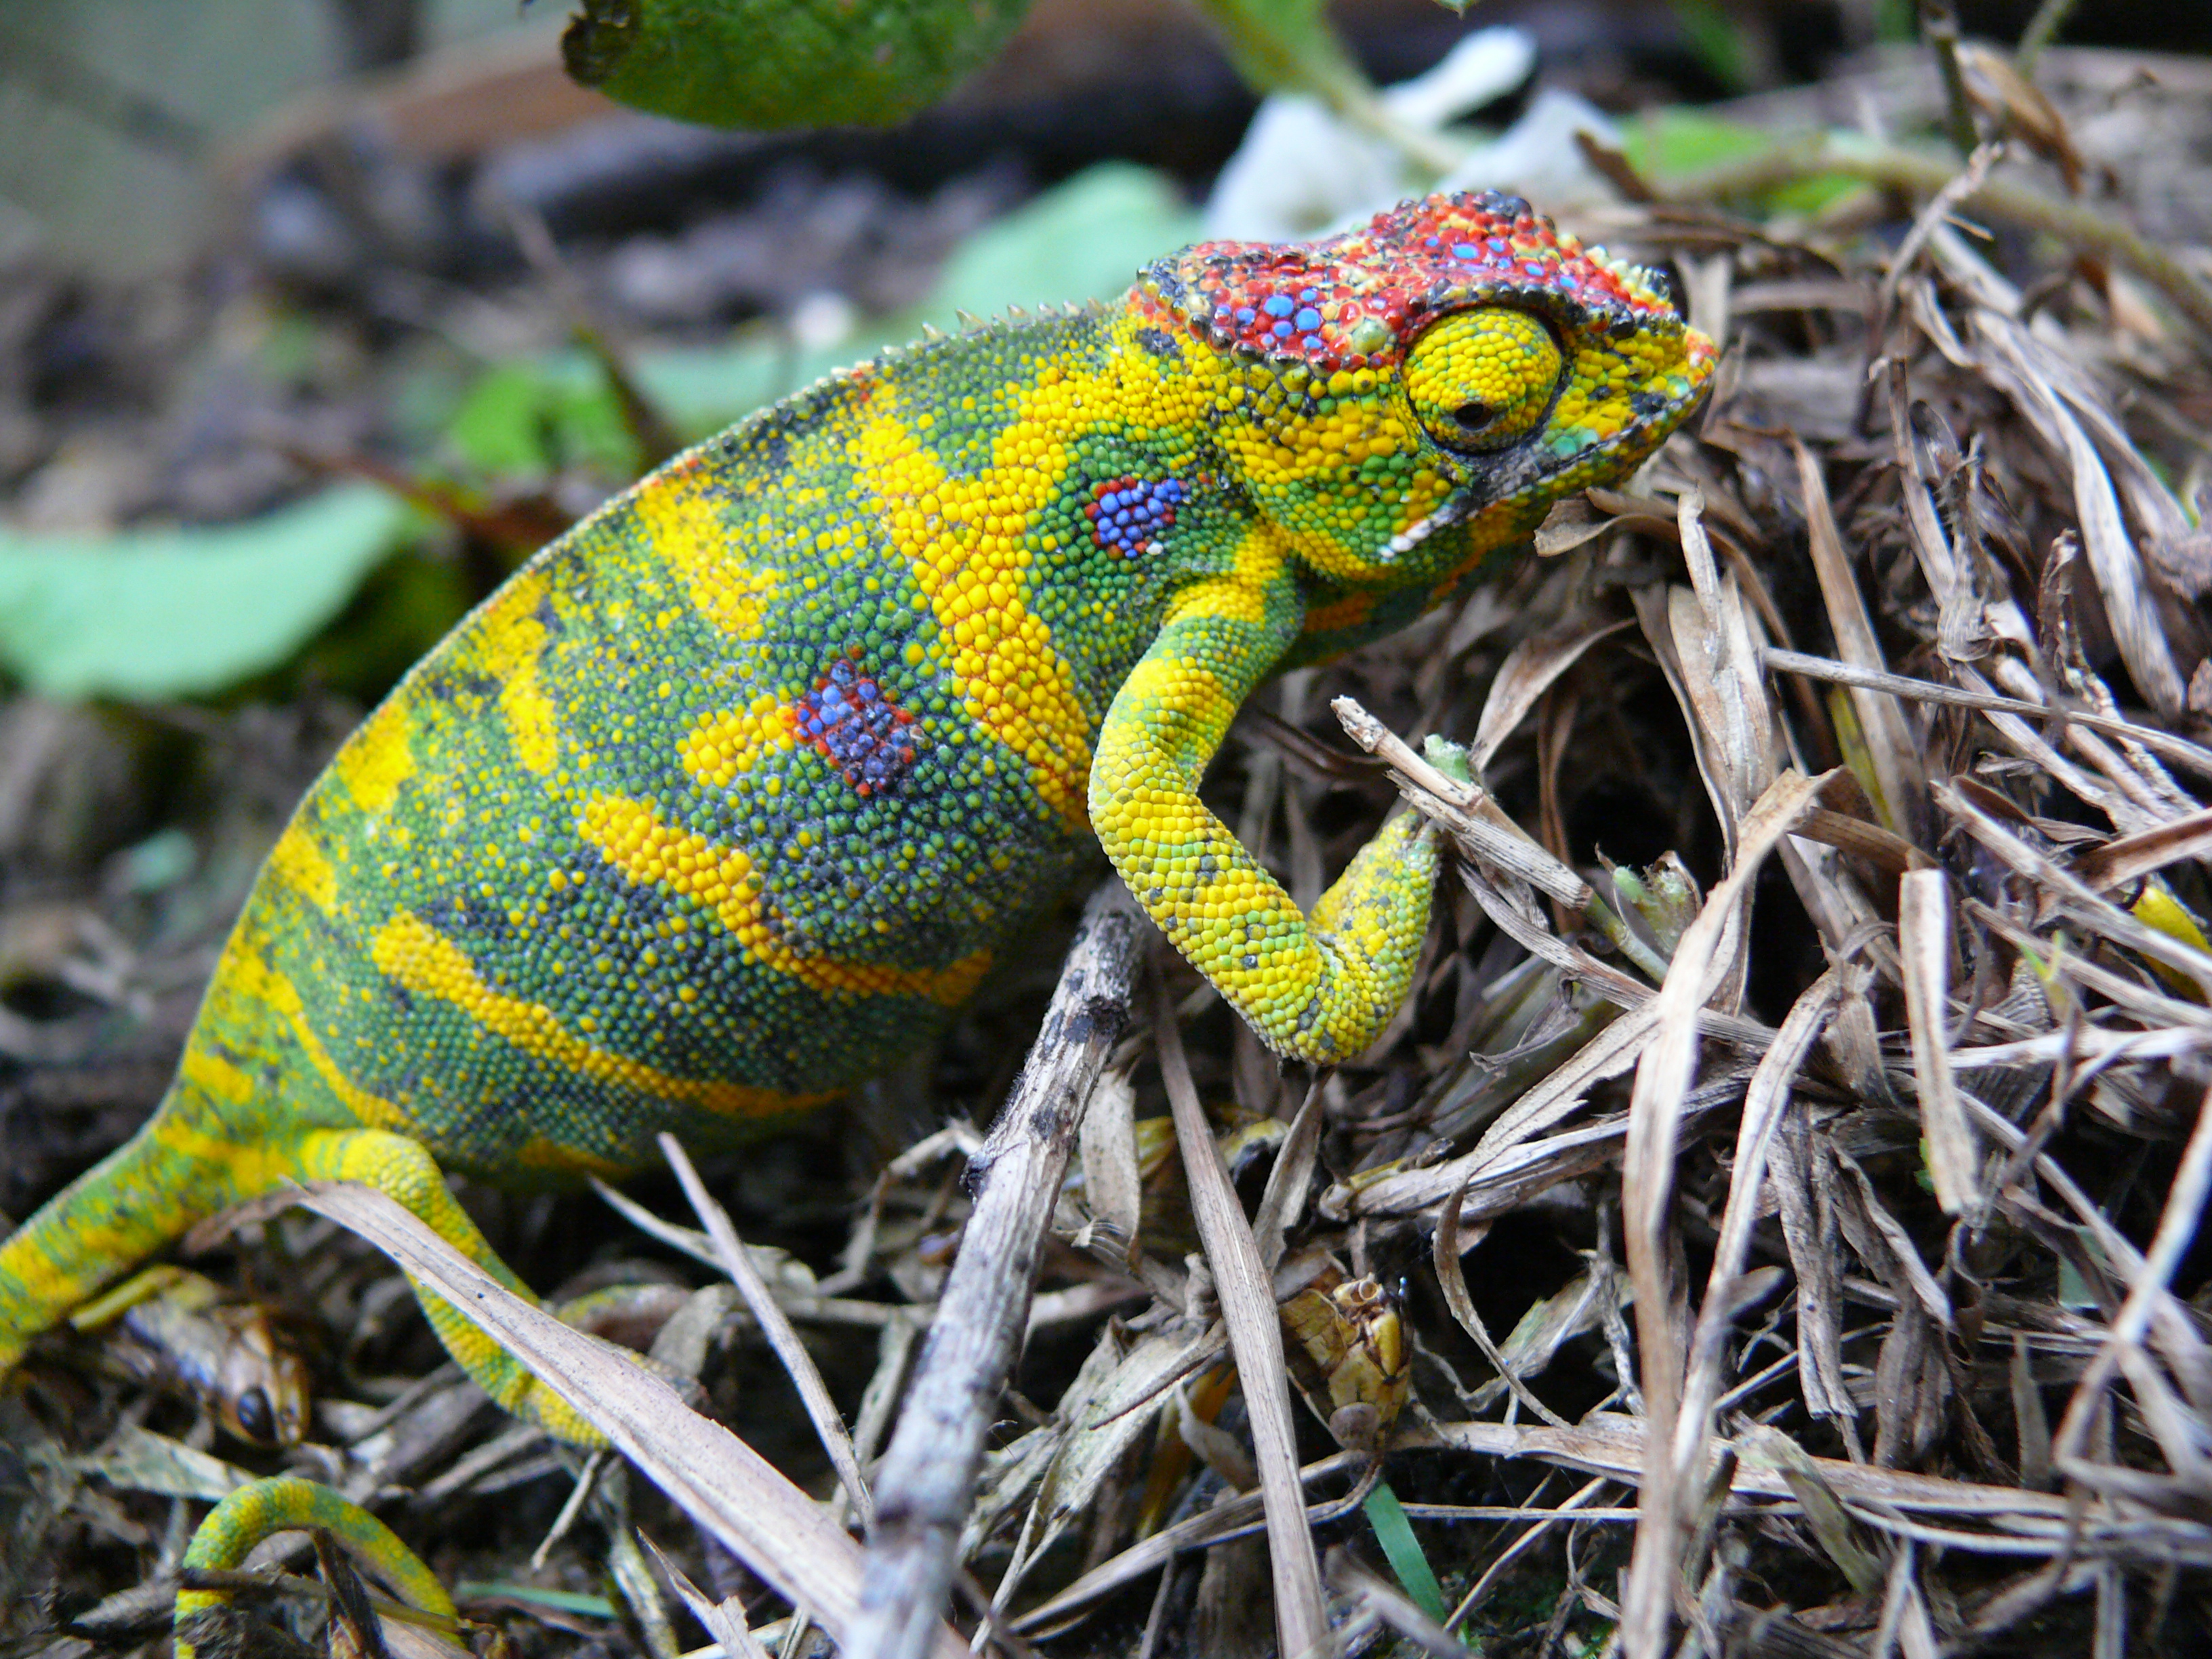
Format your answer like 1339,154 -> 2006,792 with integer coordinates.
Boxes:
1916,0 -> 1980,159
1668,137 -> 2212,342
1183,0 -> 1462,178
2015,0 -> 2079,72
1583,891 -> 1676,985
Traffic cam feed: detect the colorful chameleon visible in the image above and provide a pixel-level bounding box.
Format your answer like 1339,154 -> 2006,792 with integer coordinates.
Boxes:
1,190 -> 1711,1467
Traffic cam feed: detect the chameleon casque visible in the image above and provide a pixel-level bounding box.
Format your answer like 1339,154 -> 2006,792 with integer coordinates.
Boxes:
0,193 -> 1711,1481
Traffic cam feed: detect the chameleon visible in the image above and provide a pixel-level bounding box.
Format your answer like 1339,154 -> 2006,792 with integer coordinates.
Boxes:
0,192 -> 1713,1467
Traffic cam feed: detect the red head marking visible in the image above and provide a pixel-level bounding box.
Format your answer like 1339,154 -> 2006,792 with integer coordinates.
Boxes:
1136,190 -> 1686,378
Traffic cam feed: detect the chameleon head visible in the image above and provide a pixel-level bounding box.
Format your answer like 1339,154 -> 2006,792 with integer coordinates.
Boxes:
1140,190 -> 1717,585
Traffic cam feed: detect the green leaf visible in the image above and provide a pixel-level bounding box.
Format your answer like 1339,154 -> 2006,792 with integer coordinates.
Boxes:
445,359 -> 638,478
453,1583 -> 618,1618
636,163 -> 1203,434
930,163 -> 1204,324
1187,0 -> 1361,100
1626,108 -> 1862,213
562,0 -> 1036,130
1666,0 -> 1752,91
1624,108 -> 1774,178
0,485 -> 413,699
1363,1479 -> 1452,1629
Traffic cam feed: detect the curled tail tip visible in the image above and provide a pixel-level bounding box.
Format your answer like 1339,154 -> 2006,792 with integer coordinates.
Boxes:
177,1475 -> 457,1659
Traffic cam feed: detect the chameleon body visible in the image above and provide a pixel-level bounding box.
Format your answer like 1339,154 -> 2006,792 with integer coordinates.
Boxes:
0,192 -> 1711,1448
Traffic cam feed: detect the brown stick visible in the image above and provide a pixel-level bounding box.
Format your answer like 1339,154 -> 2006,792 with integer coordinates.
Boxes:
846,880 -> 1145,1659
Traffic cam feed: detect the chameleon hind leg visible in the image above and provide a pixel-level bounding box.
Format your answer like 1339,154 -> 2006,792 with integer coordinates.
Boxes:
1090,568 -> 1440,1064
176,1475 -> 455,1659
292,1128 -> 609,1447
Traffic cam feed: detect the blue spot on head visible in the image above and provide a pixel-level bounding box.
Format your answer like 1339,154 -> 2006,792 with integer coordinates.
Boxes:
1298,287 -> 1318,303
1271,319 -> 1292,337
1453,243 -> 1479,260
1294,307 -> 1322,331
1235,307 -> 1256,324
1262,295 -> 1295,318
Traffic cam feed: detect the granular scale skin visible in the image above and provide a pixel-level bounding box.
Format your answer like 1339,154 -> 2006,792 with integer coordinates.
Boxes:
0,191 -> 1714,1448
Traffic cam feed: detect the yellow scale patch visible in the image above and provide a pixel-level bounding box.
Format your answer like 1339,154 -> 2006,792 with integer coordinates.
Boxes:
849,358 -> 1192,830
514,1136 -> 633,1178
335,699 -> 417,816
1210,362 -> 1450,587
638,457 -> 783,640
371,907 -> 825,1119
146,1113 -> 304,1210
201,941 -> 413,1136
453,568 -> 562,777
575,793 -> 991,1006
266,822 -> 337,913
1162,519 -> 1287,632
682,695 -> 796,789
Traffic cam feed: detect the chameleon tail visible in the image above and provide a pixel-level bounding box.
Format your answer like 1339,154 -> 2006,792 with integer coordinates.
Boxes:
176,1475 -> 455,1659
0,1079 -> 250,1376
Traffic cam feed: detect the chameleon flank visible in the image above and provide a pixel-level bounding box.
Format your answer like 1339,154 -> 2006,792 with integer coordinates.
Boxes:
0,192 -> 1713,1450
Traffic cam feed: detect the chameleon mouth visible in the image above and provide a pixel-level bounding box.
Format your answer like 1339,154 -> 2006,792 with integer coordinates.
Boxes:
1381,492 -> 1480,561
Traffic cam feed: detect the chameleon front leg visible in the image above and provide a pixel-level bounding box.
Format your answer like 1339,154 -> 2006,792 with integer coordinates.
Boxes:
1090,567 -> 1440,1063
293,1128 -> 609,1447
176,1475 -> 455,1659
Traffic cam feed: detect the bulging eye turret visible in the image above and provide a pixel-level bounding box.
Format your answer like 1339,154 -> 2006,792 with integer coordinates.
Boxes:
1404,309 -> 1563,452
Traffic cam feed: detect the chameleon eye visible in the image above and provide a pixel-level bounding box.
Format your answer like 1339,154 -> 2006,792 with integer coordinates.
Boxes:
232,1386 -> 276,1445
1404,308 -> 1563,453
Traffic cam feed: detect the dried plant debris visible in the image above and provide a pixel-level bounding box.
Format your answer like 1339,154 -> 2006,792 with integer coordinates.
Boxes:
10,41 -> 2212,1659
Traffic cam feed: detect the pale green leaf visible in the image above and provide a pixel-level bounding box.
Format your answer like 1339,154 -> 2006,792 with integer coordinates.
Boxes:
636,163 -> 1202,434
0,485 -> 413,699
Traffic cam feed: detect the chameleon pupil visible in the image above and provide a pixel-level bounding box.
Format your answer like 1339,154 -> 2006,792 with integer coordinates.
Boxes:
1452,401 -> 1495,431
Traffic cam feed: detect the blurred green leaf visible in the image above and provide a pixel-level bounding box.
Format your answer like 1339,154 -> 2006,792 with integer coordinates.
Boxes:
637,163 -> 1204,434
1627,108 -> 1862,213
1624,108 -> 1774,176
0,485 -> 413,699
1186,0 -> 1363,103
1666,0 -> 1752,91
287,550 -> 473,702
454,1582 -> 619,1618
446,360 -> 638,478
930,163 -> 1203,322
562,0 -> 1035,129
